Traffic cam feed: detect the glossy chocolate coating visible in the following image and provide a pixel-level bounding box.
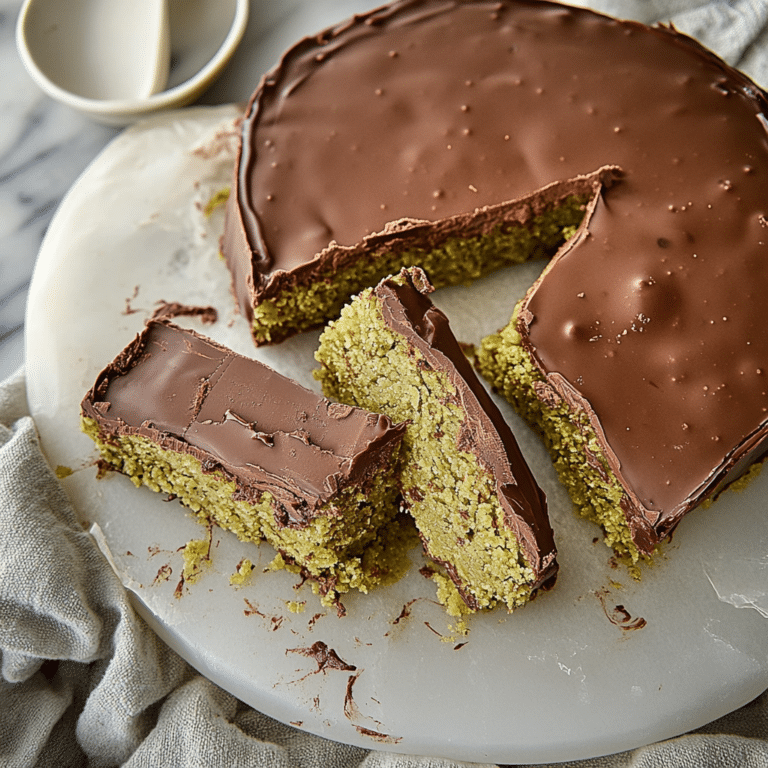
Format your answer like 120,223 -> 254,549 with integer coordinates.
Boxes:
378,267 -> 556,583
81,320 -> 405,525
225,0 -> 768,551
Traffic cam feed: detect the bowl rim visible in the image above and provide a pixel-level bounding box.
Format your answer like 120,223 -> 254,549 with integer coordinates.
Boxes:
15,0 -> 249,119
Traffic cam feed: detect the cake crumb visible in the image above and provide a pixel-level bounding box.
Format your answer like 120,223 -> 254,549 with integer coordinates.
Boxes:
123,285 -> 141,316
448,618 -> 470,637
181,536 -> 212,584
726,460 -> 763,493
152,563 -> 173,586
204,187 -> 230,218
151,301 -> 218,325
287,641 -> 356,674
230,558 -> 254,587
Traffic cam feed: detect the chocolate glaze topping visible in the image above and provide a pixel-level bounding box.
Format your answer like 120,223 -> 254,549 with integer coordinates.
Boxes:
377,268 -> 556,584
81,320 -> 405,526
225,0 -> 768,551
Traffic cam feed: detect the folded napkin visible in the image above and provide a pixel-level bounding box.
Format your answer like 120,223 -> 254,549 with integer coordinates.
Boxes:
2,363 -> 767,765
4,2 -> 768,765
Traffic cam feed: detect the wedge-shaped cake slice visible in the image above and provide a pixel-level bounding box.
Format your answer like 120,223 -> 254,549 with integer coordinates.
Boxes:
315,268 -> 557,615
81,319 -> 408,607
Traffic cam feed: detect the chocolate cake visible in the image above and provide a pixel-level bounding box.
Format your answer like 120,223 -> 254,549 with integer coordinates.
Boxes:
223,0 -> 768,561
80,319 -> 410,606
315,268 -> 557,615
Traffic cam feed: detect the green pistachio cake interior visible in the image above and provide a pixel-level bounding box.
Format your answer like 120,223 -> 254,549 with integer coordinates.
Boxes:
314,280 -> 543,616
81,417 -> 413,607
475,304 -> 645,565
252,196 -> 587,344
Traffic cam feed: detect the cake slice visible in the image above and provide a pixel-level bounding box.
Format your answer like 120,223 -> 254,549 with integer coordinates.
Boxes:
476,247 -> 768,566
315,267 -> 557,615
80,319 -> 409,607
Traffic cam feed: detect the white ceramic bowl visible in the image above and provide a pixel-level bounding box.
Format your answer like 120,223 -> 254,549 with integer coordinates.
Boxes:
16,0 -> 249,126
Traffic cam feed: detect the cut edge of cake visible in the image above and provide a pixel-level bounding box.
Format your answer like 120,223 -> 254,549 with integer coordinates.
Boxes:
476,300 -> 648,566
223,167 -> 622,345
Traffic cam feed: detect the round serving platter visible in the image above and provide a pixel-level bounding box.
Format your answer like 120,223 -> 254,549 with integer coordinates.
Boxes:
25,105 -> 768,764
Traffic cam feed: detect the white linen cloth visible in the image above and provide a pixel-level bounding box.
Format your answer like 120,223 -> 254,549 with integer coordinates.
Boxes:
4,1 -> 768,764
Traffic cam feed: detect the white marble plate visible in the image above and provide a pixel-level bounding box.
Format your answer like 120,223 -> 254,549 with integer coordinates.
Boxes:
25,105 -> 768,764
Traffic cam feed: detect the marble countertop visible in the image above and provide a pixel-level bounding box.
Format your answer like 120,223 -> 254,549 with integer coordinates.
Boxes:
0,0 -> 381,384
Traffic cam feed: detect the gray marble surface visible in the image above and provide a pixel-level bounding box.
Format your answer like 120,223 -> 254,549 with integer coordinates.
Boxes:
0,0 -> 379,384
